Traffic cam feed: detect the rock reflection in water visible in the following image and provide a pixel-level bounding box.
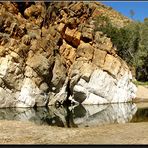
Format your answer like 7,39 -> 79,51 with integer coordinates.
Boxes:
73,103 -> 137,127
0,107 -> 49,125
0,103 -> 138,128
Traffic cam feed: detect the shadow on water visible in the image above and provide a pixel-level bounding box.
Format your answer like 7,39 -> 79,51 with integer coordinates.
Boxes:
131,107 -> 148,123
0,102 -> 147,128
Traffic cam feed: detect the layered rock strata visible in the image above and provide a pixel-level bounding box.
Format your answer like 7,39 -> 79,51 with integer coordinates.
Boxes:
0,2 -> 137,108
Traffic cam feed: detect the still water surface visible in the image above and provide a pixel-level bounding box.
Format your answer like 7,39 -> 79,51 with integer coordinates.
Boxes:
0,102 -> 147,128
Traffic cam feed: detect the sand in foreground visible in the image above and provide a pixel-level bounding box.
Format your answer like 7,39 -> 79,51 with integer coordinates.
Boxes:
0,120 -> 147,144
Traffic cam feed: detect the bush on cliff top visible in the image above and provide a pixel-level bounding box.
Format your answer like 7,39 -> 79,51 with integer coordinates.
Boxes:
94,15 -> 148,82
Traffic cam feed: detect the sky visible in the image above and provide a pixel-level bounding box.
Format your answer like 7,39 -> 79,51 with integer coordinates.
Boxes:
101,1 -> 148,22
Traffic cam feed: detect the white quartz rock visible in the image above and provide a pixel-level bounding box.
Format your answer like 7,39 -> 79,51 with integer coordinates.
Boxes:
72,68 -> 137,104
17,78 -> 48,107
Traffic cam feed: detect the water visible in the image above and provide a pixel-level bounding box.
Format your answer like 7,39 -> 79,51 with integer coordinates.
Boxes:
0,102 -> 147,128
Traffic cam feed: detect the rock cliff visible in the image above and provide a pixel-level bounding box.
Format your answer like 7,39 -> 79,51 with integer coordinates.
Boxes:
0,2 -> 137,108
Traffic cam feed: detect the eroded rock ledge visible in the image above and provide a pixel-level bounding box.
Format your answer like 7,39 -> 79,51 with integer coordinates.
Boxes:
0,2 -> 137,108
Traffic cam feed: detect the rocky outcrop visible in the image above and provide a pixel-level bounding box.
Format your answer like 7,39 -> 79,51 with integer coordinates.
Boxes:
0,2 -> 137,108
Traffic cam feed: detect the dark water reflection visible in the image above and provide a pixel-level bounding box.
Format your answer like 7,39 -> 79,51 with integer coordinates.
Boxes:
0,103 -> 147,128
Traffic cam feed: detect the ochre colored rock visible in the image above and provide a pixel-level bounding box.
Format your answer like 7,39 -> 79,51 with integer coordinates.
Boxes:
64,27 -> 81,47
77,41 -> 94,61
103,54 -> 121,77
0,2 -> 137,108
72,31 -> 81,47
57,23 -> 65,33
92,49 -> 107,68
60,41 -> 76,67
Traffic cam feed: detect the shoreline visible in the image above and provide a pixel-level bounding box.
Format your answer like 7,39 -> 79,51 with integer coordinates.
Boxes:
0,85 -> 147,144
0,120 -> 147,144
134,85 -> 148,102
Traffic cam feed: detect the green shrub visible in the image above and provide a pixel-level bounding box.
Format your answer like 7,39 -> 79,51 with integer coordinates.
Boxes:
94,16 -> 148,81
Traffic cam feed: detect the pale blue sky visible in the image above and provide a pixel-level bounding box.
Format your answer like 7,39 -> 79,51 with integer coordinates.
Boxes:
102,1 -> 148,22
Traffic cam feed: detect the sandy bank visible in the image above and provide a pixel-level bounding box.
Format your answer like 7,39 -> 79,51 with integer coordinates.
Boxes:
135,85 -> 148,102
0,120 -> 147,144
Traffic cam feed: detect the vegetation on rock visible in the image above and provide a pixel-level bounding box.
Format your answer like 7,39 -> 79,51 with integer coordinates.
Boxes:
94,15 -> 148,82
0,2 -> 137,107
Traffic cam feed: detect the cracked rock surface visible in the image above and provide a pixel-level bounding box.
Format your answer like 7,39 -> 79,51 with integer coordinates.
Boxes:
0,2 -> 137,108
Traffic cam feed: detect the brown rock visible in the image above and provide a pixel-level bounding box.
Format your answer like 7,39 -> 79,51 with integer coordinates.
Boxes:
57,23 -> 65,33
92,49 -> 107,67
2,2 -> 19,14
51,55 -> 67,92
103,54 -> 121,77
39,82 -> 49,92
0,46 -> 6,57
0,2 -> 136,107
59,41 -> 76,67
80,62 -> 95,82
99,38 -> 113,53
15,43 -> 29,58
60,10 -> 68,24
64,27 -> 76,43
94,33 -> 113,53
24,66 -> 37,78
77,41 -> 94,61
82,26 -> 94,42
26,53 -> 51,77
94,31 -> 103,43
10,51 -> 21,63
32,77 -> 43,88
24,5 -> 37,18
72,31 -> 81,47
70,2 -> 83,12
64,27 -> 81,47
22,35 -> 31,45
67,17 -> 77,28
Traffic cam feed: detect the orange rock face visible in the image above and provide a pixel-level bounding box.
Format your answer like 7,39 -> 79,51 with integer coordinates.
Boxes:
0,2 -> 136,107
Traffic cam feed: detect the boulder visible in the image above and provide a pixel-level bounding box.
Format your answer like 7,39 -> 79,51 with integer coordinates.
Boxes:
64,27 -> 81,47
77,41 -> 94,61
92,48 -> 107,68
81,25 -> 94,42
103,54 -> 121,77
26,53 -> 51,77
0,87 -> 17,108
70,65 -> 137,104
